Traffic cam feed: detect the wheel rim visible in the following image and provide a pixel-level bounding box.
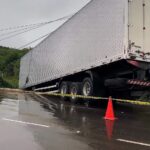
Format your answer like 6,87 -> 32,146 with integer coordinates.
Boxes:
61,85 -> 67,96
71,87 -> 77,99
83,82 -> 91,96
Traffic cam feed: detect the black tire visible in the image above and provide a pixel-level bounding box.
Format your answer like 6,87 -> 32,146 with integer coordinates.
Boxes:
69,82 -> 82,103
82,78 -> 93,96
82,78 -> 94,106
59,82 -> 69,101
32,87 -> 35,91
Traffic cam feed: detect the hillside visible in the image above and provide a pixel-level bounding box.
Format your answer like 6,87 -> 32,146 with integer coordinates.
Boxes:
0,46 -> 29,88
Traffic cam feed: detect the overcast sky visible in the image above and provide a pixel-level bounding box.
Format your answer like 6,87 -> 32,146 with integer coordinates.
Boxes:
0,0 -> 90,49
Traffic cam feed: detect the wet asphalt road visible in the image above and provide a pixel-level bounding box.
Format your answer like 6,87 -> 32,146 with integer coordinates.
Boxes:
0,91 -> 150,150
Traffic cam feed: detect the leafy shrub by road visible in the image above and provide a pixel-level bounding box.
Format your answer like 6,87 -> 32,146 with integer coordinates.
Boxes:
0,46 -> 29,88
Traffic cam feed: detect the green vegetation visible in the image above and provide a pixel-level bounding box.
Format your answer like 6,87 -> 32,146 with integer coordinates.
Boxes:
0,46 -> 29,88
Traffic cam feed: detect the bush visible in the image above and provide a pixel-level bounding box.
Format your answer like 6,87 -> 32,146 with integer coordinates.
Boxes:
0,46 -> 29,88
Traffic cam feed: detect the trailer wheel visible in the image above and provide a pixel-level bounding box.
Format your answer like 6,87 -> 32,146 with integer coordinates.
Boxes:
82,78 -> 93,96
59,82 -> 69,100
82,78 -> 93,106
69,83 -> 82,103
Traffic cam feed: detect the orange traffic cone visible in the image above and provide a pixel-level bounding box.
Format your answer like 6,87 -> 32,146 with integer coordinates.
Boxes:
104,97 -> 117,121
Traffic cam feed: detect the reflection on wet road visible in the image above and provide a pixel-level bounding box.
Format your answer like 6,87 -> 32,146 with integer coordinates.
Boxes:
0,91 -> 150,150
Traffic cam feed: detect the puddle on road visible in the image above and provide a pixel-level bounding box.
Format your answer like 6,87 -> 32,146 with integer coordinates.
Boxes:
0,91 -> 149,150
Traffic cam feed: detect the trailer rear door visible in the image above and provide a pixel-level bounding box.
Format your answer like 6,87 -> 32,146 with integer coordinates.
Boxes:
128,0 -> 150,59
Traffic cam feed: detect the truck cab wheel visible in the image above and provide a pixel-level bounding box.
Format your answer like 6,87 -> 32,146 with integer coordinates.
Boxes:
59,82 -> 69,100
70,83 -> 82,103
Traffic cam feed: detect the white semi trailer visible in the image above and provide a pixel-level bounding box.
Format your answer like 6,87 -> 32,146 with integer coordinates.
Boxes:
19,0 -> 150,101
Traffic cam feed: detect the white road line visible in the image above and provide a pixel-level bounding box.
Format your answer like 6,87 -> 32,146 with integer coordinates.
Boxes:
2,118 -> 50,128
2,98 -> 18,102
117,139 -> 150,147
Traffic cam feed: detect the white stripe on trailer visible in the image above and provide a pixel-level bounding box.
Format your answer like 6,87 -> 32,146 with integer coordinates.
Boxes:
45,90 -> 59,94
34,85 -> 57,91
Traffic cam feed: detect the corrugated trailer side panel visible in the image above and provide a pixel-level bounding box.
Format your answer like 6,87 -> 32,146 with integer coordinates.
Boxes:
19,0 -> 127,88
